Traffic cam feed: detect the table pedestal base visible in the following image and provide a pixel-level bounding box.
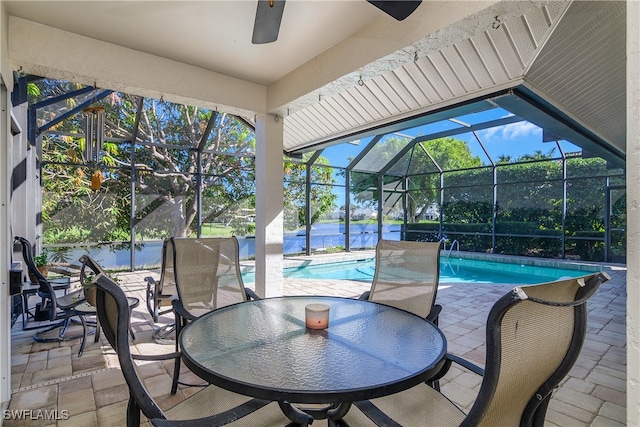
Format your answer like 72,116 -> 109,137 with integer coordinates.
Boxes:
278,401 -> 352,426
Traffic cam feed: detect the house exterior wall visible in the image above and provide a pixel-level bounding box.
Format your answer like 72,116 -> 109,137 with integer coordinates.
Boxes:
627,1 -> 640,425
1,0 -> 11,415
0,2 -> 40,414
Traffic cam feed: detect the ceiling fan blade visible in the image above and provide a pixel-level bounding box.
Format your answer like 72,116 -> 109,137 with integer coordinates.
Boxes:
252,0 -> 286,44
366,1 -> 421,21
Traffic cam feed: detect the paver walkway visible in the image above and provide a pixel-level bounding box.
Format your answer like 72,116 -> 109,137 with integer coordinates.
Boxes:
7,261 -> 626,426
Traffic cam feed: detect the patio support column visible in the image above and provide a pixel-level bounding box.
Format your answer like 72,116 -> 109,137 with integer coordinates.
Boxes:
628,1 -> 640,425
254,114 -> 284,298
345,168 -> 351,251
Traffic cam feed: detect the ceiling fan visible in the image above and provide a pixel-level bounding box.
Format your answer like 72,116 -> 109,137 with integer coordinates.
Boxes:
252,0 -> 422,44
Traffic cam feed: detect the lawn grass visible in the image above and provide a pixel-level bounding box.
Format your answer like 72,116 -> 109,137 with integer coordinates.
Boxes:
201,223 -> 235,237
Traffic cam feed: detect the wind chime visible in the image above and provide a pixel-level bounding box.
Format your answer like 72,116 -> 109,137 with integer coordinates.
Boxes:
83,106 -> 105,190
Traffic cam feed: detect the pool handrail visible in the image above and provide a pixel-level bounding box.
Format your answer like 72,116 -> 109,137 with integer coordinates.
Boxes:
447,240 -> 460,259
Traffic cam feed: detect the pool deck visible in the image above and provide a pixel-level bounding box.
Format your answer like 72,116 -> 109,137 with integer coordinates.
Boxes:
7,254 -> 627,426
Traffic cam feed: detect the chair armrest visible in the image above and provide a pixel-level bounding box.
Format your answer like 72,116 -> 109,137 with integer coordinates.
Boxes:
447,353 -> 484,376
172,299 -> 198,322
428,352 -> 485,385
358,291 -> 370,301
244,287 -> 261,300
132,352 -> 181,362
145,276 -> 158,318
144,276 -> 157,300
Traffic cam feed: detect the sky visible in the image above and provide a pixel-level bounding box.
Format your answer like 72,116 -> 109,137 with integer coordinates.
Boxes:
320,107 -> 581,168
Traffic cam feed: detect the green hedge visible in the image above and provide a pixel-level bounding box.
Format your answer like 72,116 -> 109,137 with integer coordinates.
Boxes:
403,223 -> 606,261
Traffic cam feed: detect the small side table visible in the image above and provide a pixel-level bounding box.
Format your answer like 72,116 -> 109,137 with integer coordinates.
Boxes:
75,296 -> 140,357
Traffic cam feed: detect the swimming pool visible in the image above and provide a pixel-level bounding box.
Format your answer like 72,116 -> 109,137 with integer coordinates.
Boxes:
280,257 -> 595,284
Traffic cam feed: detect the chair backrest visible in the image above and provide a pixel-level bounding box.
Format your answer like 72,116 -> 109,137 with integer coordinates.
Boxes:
14,236 -> 58,318
465,271 -> 610,427
168,237 -> 247,318
368,239 -> 442,318
155,238 -> 178,298
92,270 -> 165,421
15,236 -> 47,288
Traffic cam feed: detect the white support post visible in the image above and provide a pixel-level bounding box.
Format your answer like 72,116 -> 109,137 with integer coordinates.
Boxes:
0,81 -> 10,414
254,114 -> 284,298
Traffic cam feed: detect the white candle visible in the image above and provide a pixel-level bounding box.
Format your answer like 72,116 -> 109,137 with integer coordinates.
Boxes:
305,303 -> 330,329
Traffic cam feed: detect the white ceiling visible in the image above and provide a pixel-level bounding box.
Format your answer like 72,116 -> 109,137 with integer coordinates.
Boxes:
3,1 -> 627,164
5,0 -> 385,86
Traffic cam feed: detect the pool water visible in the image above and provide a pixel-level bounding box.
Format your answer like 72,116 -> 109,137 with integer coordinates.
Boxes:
280,257 -> 592,284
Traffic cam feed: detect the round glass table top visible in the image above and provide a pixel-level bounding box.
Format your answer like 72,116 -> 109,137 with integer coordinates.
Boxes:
180,296 -> 446,403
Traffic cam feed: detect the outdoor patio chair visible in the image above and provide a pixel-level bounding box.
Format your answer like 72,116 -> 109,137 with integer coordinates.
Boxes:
89,271 -> 291,427
145,240 -> 180,344
76,255 -> 140,357
340,271 -> 611,427
359,239 -> 443,323
169,236 -> 260,394
14,236 -> 89,342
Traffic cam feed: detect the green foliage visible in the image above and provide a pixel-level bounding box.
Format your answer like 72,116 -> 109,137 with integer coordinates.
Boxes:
229,218 -> 256,236
351,136 -> 481,222
403,156 -> 623,261
34,249 -> 49,267
421,138 -> 482,169
284,154 -> 337,231
36,79 -> 256,244
27,82 -> 40,98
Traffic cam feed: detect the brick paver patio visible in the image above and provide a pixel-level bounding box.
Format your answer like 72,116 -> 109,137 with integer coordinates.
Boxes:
7,258 -> 626,426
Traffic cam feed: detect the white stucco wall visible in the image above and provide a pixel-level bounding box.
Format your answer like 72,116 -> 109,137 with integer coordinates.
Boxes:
0,0 -> 11,416
627,1 -> 639,425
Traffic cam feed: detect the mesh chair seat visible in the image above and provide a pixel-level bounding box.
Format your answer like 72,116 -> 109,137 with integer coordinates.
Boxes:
160,385 -> 287,426
342,272 -> 610,427
346,383 -> 466,427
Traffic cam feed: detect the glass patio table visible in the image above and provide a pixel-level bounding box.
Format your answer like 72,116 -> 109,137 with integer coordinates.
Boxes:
179,295 -> 447,425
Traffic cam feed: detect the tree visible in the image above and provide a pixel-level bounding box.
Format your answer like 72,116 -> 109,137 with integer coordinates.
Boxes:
130,97 -> 255,237
284,154 -> 337,231
35,79 -> 256,244
350,136 -> 481,222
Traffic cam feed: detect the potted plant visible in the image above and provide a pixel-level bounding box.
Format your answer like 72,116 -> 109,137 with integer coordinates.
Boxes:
34,248 -> 50,278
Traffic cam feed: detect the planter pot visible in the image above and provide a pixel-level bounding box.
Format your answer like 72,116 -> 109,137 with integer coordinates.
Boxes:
82,283 -> 97,306
37,266 -> 49,278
